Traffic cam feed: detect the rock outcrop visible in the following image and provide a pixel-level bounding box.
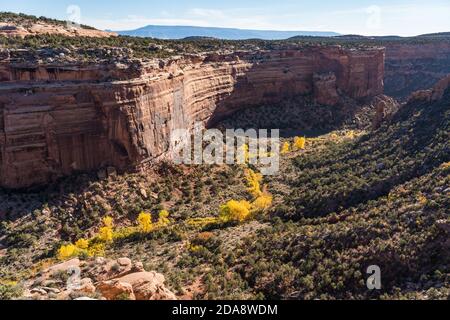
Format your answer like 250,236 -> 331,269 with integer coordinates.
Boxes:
0,22 -> 117,38
0,46 -> 385,188
313,72 -> 340,106
384,42 -> 450,99
98,272 -> 177,300
407,74 -> 450,104
23,257 -> 176,300
371,95 -> 399,129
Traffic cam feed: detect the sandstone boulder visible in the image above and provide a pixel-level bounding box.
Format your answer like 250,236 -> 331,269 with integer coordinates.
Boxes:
47,258 -> 80,274
97,280 -> 136,300
118,272 -> 177,300
73,278 -> 96,295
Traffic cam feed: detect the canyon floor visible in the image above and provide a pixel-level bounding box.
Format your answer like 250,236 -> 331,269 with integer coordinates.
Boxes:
0,12 -> 449,301
1,90 -> 449,300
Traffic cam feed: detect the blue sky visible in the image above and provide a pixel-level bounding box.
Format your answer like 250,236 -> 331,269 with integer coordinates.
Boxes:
3,0 -> 450,36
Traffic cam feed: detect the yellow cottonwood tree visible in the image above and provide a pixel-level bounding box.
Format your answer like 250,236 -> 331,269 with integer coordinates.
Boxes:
220,200 -> 251,223
75,238 -> 89,250
158,210 -> 170,227
245,169 -> 263,198
138,212 -> 153,233
99,216 -> 114,242
58,244 -> 78,260
251,193 -> 273,213
294,136 -> 306,150
281,142 -> 291,155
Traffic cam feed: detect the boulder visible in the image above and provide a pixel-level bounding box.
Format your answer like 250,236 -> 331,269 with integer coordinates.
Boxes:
118,272 -> 177,300
73,278 -> 96,295
97,280 -> 136,300
117,257 -> 132,267
47,258 -> 80,274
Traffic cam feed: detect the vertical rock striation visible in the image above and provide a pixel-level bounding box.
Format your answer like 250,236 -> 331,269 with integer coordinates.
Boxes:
0,46 -> 385,188
384,42 -> 450,99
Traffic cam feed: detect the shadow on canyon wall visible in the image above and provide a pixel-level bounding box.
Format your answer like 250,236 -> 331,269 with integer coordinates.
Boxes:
203,51 -> 382,137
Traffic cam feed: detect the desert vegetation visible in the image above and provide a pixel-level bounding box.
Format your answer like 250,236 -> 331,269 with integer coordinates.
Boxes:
0,12 -> 449,300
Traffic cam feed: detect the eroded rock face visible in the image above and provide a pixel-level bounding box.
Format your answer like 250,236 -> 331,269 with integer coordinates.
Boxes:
385,42 -> 450,99
407,74 -> 450,104
0,47 -> 385,188
371,95 -> 399,129
116,272 -> 177,300
313,72 -> 340,106
24,257 -> 176,301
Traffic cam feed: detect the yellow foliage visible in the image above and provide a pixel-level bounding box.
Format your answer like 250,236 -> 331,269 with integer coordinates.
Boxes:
238,143 -> 250,163
346,130 -> 356,139
58,244 -> 79,260
75,238 -> 89,250
251,193 -> 273,213
187,217 -> 220,228
245,169 -> 263,198
87,242 -> 105,257
281,142 -> 291,155
97,216 -> 114,242
441,162 -> 450,170
187,243 -> 204,253
0,280 -> 18,287
220,200 -> 251,223
113,227 -> 137,240
138,212 -> 153,233
294,136 -> 306,150
158,210 -> 170,227
103,216 -> 114,228
99,226 -> 114,242
416,193 -> 428,206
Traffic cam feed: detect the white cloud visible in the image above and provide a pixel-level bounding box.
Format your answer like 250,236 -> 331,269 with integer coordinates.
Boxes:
84,4 -> 450,35
323,3 -> 450,36
85,15 -> 210,30
188,8 -> 227,19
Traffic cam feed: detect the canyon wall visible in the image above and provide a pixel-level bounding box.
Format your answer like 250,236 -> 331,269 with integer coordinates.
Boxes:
0,46 -> 385,188
384,42 -> 450,99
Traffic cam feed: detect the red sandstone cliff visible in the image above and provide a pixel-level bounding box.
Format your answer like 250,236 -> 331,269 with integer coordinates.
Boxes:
0,46 -> 385,188
384,42 -> 450,99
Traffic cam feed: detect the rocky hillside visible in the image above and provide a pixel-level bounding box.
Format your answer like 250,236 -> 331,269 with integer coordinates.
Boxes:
1,78 -> 448,300
0,12 -> 116,38
0,15 -> 449,300
237,84 -> 449,299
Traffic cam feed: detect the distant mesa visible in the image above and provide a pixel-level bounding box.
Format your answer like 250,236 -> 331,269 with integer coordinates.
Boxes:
181,36 -> 219,41
417,32 -> 450,38
115,25 -> 340,40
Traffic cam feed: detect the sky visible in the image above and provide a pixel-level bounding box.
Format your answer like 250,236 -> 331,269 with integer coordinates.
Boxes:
2,0 -> 450,36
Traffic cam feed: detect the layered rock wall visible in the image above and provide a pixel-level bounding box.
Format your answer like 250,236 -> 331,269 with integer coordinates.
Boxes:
384,42 -> 450,99
0,46 -> 385,188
